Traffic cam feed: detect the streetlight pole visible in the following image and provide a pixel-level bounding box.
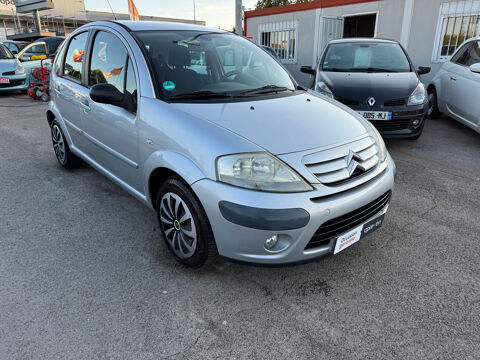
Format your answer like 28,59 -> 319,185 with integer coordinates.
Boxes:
193,0 -> 196,24
235,0 -> 242,35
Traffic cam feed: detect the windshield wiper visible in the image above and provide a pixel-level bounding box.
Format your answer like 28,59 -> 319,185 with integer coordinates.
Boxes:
238,85 -> 293,95
165,91 -> 233,101
323,68 -> 345,72
349,67 -> 398,73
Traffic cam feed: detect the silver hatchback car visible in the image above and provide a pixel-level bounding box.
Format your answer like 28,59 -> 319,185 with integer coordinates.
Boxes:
47,21 -> 396,267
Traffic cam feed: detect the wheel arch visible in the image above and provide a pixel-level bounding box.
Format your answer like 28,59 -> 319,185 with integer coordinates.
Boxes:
46,110 -> 55,127
144,151 -> 207,209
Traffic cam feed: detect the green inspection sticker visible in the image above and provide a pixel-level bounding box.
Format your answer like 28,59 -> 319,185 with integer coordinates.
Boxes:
163,81 -> 176,91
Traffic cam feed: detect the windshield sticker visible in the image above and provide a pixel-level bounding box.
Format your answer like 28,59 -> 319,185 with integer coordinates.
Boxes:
163,81 -> 176,91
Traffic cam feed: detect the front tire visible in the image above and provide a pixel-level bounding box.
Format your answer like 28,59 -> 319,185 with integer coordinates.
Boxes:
50,120 -> 82,169
156,177 -> 217,268
427,88 -> 441,119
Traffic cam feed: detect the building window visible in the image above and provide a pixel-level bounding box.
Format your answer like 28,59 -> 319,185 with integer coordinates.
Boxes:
258,21 -> 297,63
433,1 -> 480,61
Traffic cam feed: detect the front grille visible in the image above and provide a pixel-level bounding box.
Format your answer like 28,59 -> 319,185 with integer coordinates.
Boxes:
370,119 -> 411,131
338,97 -> 360,106
2,71 -> 15,76
392,109 -> 425,117
384,98 -> 406,107
303,137 -> 379,185
0,79 -> 25,88
305,191 -> 391,250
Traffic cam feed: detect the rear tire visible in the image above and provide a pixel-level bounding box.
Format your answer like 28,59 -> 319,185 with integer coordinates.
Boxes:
156,176 -> 217,268
427,88 -> 441,119
50,120 -> 82,169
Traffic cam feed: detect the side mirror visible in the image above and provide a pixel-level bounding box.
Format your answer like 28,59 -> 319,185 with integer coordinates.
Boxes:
417,66 -> 431,75
470,63 -> 480,74
90,83 -> 136,113
301,66 -> 316,76
11,50 -> 18,55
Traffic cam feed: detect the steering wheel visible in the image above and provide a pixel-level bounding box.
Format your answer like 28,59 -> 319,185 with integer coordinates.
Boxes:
224,70 -> 241,80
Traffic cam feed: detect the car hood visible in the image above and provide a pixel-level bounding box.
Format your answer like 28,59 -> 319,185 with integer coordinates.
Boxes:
319,71 -> 419,106
0,59 -> 18,71
169,92 -> 370,155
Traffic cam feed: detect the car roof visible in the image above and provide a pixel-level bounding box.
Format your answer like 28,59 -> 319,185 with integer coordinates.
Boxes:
3,40 -> 29,44
329,38 -> 399,45
85,20 -> 228,34
34,36 -> 65,42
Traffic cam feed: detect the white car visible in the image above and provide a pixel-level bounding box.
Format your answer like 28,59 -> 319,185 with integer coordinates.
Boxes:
428,37 -> 480,134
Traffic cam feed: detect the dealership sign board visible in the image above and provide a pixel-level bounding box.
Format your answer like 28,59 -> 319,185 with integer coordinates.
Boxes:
13,0 -> 54,13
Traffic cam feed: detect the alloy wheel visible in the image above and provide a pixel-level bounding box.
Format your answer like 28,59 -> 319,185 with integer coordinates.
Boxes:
52,125 -> 66,164
159,192 -> 197,259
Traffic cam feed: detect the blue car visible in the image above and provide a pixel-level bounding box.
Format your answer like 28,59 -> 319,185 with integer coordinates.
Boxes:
0,43 -> 28,92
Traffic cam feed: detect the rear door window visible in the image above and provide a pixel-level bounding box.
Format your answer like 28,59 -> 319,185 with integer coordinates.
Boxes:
63,32 -> 89,83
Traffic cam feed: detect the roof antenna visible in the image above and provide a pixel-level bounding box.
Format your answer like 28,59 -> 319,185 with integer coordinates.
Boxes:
105,0 -> 117,20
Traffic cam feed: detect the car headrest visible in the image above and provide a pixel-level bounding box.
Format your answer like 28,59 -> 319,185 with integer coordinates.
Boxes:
168,45 -> 191,67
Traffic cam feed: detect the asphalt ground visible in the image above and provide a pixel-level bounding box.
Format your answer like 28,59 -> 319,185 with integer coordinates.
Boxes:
1,93 -> 479,359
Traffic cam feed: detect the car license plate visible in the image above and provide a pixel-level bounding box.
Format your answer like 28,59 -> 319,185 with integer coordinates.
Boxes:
0,78 -> 10,84
333,205 -> 388,255
358,111 -> 392,121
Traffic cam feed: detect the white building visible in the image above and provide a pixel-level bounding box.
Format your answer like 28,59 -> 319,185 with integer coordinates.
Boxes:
245,0 -> 480,85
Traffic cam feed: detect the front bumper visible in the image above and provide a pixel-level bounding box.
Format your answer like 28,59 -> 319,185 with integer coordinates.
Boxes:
354,103 -> 428,138
0,74 -> 28,91
192,154 -> 396,265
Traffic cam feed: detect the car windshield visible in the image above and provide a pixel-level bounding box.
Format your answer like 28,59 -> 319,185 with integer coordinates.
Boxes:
0,44 -> 14,59
322,42 -> 411,73
135,30 -> 296,100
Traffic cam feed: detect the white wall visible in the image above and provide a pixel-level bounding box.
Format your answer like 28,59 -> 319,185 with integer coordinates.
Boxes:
247,9 -> 317,86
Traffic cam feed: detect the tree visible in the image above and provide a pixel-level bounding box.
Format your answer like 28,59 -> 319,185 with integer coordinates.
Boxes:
255,0 -> 316,9
255,0 -> 291,9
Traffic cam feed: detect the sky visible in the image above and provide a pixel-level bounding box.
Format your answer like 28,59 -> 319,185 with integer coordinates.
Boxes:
84,0 -> 258,31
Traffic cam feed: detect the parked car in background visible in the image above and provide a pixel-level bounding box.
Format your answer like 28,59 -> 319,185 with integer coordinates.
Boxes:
47,21 -> 396,268
15,41 -> 54,85
302,38 -> 431,140
2,40 -> 30,55
428,37 -> 480,134
33,36 -> 64,55
0,43 -> 27,92
20,37 -> 64,61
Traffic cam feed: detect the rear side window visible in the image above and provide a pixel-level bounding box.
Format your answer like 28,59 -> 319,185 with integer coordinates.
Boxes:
451,42 -> 472,65
54,40 -> 68,75
63,32 -> 88,83
89,31 -> 128,92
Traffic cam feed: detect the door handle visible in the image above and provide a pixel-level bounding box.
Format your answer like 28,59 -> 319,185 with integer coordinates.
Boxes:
80,99 -> 91,111
54,84 -> 62,93
450,76 -> 457,81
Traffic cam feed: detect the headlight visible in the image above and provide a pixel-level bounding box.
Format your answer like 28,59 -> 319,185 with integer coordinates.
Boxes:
216,152 -> 313,192
15,63 -> 25,75
370,125 -> 387,163
408,82 -> 426,106
315,81 -> 334,99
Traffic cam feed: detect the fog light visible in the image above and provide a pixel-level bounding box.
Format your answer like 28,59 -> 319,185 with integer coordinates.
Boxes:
412,119 -> 420,126
264,235 -> 278,250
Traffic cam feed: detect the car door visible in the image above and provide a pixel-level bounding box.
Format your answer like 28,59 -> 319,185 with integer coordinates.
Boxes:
52,31 -> 90,149
461,40 -> 480,129
445,41 -> 475,123
78,30 -> 142,192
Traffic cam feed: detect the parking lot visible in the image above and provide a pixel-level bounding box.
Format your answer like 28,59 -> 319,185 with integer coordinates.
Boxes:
0,92 -> 479,359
